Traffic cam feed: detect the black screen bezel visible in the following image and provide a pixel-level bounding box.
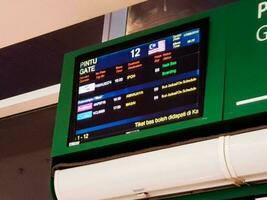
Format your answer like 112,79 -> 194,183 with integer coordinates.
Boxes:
68,18 -> 209,146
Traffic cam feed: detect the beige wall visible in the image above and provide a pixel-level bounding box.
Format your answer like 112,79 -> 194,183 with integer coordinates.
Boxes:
0,0 -> 145,48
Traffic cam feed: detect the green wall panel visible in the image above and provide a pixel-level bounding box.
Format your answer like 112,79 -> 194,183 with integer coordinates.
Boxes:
224,0 -> 267,119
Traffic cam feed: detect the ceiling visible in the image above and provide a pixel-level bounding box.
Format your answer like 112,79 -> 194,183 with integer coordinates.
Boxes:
0,0 -> 146,48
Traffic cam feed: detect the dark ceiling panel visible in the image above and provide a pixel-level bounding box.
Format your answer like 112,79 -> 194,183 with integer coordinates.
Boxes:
0,106 -> 56,158
0,106 -> 57,200
0,16 -> 104,100
127,0 -> 236,34
0,148 -> 51,200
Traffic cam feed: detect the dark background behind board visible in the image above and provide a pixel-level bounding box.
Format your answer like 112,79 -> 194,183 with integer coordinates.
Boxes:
0,106 -> 56,200
0,16 -> 104,100
0,1 -> 236,199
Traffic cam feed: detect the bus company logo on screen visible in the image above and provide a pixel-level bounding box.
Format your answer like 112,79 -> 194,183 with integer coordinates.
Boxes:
80,58 -> 97,75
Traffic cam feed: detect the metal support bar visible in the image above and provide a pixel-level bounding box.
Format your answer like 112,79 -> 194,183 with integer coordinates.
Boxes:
102,8 -> 127,41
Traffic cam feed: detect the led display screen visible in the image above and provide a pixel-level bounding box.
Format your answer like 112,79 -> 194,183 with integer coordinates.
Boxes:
68,19 -> 209,146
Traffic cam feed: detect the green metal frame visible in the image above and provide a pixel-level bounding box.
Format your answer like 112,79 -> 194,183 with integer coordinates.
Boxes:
165,183 -> 267,200
52,4 -> 231,158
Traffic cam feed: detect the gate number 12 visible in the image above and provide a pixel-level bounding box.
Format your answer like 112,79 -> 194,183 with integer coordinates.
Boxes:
130,48 -> 141,58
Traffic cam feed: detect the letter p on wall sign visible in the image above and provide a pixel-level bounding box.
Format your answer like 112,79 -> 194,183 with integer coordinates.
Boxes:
257,1 -> 267,42
258,1 -> 267,19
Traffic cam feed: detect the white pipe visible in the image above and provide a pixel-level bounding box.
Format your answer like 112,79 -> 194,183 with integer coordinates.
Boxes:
54,129 -> 267,200
228,129 -> 267,182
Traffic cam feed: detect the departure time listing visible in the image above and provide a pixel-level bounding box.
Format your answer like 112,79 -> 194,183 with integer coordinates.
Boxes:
69,28 -> 204,145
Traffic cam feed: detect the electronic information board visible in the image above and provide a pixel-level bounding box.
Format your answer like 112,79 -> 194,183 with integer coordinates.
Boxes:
68,19 -> 209,146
